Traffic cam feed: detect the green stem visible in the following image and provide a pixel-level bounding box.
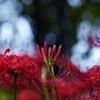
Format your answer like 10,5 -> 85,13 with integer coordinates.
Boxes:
42,84 -> 51,100
13,75 -> 17,100
49,66 -> 60,100
41,67 -> 51,100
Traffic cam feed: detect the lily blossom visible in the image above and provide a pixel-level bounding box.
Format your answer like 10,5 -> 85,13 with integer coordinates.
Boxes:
36,41 -> 62,67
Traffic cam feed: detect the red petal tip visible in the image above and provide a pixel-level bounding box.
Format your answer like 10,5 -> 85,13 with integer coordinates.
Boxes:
4,48 -> 11,55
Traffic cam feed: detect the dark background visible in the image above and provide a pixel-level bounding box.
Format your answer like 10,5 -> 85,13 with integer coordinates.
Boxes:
21,0 -> 100,55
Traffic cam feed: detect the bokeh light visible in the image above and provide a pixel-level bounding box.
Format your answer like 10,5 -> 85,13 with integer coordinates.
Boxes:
0,0 -> 35,56
71,20 -> 100,71
45,32 -> 57,45
22,0 -> 34,5
67,0 -> 85,8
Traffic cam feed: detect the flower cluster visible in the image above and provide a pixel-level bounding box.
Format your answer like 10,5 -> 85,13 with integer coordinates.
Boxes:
1,40 -> 100,100
37,41 -> 62,67
83,28 -> 100,47
69,63 -> 100,100
51,79 -> 85,100
0,48 -> 41,88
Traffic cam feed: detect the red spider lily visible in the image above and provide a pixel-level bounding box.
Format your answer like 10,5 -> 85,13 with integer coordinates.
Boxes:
66,63 -> 89,92
0,54 -> 9,75
68,62 -> 100,99
86,65 -> 100,90
17,90 -> 42,100
83,29 -> 100,47
51,79 -> 85,100
0,49 -> 41,88
36,41 -> 62,67
53,56 -> 71,81
88,32 -> 100,47
0,49 -> 12,75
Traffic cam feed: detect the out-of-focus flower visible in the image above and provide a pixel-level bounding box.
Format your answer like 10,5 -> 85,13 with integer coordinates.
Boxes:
84,28 -> 100,48
88,33 -> 100,47
69,62 -> 100,99
87,65 -> 100,89
0,49 -> 41,88
51,79 -> 85,100
36,41 -> 62,67
17,90 -> 42,100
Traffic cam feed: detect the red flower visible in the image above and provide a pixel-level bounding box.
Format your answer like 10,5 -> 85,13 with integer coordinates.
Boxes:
51,79 -> 84,100
36,41 -> 62,67
86,65 -> 100,90
83,29 -> 100,48
0,49 -> 41,88
69,63 -> 100,99
17,90 -> 42,100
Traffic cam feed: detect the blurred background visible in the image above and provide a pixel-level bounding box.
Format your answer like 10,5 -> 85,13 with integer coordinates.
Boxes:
1,0 -> 100,69
1,0 -> 100,99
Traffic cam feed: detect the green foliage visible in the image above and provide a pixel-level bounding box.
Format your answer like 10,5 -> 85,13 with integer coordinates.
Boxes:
0,89 -> 11,100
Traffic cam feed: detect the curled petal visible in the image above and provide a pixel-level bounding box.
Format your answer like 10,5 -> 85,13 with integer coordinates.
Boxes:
48,47 -> 52,59
4,48 -> 11,55
36,45 -> 42,58
51,44 -> 56,59
54,45 -> 62,60
41,48 -> 46,61
44,41 -> 48,58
